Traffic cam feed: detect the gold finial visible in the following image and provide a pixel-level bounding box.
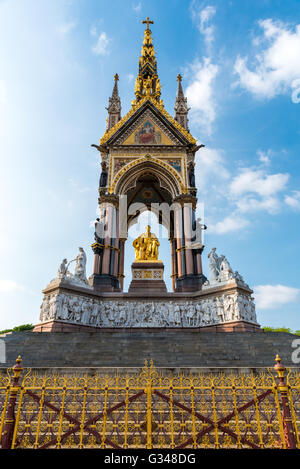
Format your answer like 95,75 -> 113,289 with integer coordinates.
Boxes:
274,354 -> 287,386
133,17 -> 161,103
114,73 -> 119,82
177,74 -> 182,82
142,17 -> 154,30
12,355 -> 23,380
275,354 -> 281,364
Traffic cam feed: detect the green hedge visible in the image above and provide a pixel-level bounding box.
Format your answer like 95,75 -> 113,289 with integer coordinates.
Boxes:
0,324 -> 34,334
263,326 -> 300,335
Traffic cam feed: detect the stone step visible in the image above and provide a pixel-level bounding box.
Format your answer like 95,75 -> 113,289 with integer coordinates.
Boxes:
0,331 -> 298,369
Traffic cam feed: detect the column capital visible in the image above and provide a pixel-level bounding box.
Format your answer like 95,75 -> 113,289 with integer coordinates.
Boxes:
172,194 -> 197,209
98,194 -> 119,208
91,242 -> 104,255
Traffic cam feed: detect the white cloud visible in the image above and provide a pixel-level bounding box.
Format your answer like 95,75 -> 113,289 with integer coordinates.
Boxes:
235,196 -> 281,214
285,191 -> 300,210
185,58 -> 219,135
132,2 -> 142,13
254,284 -> 300,309
291,78 -> 300,103
230,169 -> 289,198
203,152 -> 294,234
230,168 -> 289,214
190,2 -> 216,47
209,215 -> 249,234
0,280 -> 25,293
57,21 -> 77,36
90,26 -> 97,37
194,148 -> 248,235
234,19 -> 300,99
195,147 -> 229,189
257,149 -> 272,165
92,31 -> 111,56
196,149 -> 290,233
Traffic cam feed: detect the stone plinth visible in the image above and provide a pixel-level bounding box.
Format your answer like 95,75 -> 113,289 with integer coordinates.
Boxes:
128,260 -> 167,293
36,279 -> 259,331
33,319 -> 260,333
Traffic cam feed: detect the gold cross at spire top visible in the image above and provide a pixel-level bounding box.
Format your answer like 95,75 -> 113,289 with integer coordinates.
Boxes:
142,17 -> 154,30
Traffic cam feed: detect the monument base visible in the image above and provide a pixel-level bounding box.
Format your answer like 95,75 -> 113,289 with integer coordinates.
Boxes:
128,260 -> 167,293
33,319 -> 260,333
37,279 -> 259,330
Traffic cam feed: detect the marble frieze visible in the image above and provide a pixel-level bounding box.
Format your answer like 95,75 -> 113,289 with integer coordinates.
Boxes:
39,286 -> 257,328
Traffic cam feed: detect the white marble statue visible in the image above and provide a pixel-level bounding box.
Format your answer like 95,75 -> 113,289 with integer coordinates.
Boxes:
219,256 -> 234,282
50,248 -> 92,289
206,247 -> 249,288
208,248 -> 220,283
74,247 -> 87,282
57,259 -> 68,279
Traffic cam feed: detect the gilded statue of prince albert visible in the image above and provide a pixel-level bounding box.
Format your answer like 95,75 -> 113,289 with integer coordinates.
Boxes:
133,225 -> 160,261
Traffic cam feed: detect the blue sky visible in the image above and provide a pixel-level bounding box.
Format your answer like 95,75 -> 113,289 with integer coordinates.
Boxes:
0,0 -> 299,330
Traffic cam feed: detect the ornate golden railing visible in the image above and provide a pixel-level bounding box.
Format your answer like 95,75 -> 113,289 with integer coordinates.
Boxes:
0,356 -> 299,449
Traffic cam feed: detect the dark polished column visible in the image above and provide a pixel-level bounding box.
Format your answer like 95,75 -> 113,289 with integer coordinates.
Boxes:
91,195 -> 121,292
170,237 -> 177,292
173,194 -> 206,292
118,239 -> 126,291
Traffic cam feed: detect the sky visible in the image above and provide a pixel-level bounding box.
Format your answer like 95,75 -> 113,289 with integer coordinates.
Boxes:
0,0 -> 299,331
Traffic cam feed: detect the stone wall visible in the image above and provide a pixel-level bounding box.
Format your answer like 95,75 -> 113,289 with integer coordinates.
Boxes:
1,331 -> 298,369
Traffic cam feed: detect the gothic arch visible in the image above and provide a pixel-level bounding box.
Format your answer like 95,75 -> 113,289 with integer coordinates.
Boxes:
113,158 -> 184,198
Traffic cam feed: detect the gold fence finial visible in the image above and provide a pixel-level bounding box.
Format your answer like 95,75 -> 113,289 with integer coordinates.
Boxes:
274,354 -> 286,382
273,354 -> 297,448
12,355 -> 23,380
275,354 -> 281,363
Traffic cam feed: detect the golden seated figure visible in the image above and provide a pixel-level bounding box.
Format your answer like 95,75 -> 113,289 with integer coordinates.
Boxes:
132,225 -> 160,261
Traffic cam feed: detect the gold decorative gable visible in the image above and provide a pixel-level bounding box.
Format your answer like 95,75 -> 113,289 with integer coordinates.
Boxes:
100,96 -> 197,146
122,118 -> 174,146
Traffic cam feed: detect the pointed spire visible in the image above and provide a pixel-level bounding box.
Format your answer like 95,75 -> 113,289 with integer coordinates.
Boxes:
174,74 -> 190,130
176,74 -> 185,99
133,18 -> 162,104
106,73 -> 121,129
112,73 -> 120,99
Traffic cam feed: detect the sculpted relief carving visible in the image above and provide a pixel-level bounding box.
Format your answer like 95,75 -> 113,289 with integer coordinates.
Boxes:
39,292 -> 257,328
